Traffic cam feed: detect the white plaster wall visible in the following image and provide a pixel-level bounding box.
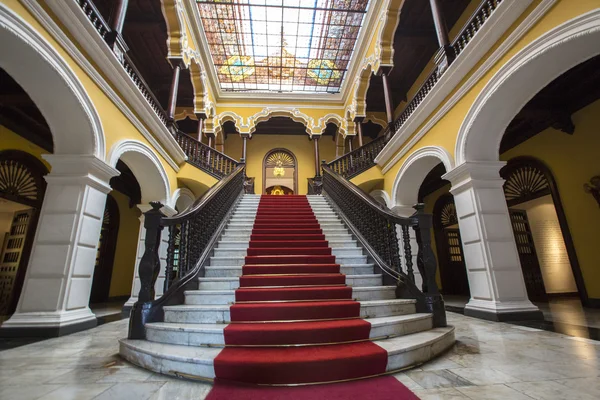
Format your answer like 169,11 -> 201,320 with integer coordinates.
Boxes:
513,196 -> 577,294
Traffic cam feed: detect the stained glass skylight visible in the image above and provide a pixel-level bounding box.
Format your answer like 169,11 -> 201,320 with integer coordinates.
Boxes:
196,0 -> 370,94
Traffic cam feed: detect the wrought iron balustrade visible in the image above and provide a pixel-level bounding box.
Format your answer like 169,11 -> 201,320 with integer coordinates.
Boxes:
175,131 -> 239,179
321,164 -> 446,327
128,164 -> 245,339
327,135 -> 387,179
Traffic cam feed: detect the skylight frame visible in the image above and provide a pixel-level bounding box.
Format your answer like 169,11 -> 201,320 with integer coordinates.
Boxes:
195,0 -> 371,95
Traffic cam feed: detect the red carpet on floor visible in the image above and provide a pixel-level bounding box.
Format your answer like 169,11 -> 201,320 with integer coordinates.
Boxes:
213,195 -> 397,387
206,376 -> 420,400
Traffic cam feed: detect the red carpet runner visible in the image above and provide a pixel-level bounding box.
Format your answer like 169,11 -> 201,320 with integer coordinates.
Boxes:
212,195 -> 402,389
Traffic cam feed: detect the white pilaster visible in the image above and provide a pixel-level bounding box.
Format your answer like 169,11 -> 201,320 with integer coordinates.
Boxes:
443,162 -> 541,320
2,155 -> 119,334
124,204 -> 176,310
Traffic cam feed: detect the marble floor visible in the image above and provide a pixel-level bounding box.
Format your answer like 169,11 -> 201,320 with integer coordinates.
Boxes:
0,312 -> 599,399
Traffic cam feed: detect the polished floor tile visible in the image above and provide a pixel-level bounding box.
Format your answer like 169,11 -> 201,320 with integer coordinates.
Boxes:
0,314 -> 598,399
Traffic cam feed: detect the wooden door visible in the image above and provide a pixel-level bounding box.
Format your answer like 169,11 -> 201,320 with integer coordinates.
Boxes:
509,209 -> 547,301
441,228 -> 470,296
0,209 -> 33,315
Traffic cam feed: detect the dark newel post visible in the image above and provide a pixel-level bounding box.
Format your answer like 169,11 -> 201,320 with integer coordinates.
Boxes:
166,59 -> 184,133
105,0 -> 130,60
128,201 -> 165,339
313,136 -> 321,177
354,117 -> 364,147
195,113 -> 206,141
412,203 -> 446,327
379,68 -> 394,142
429,0 -> 455,75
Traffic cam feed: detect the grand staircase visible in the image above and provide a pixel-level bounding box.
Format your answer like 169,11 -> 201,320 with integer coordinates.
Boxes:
120,194 -> 454,385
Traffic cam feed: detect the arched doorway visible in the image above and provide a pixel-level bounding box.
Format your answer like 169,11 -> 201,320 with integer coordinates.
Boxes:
501,156 -> 583,302
263,149 -> 297,195
0,150 -> 48,318
433,194 -> 469,297
90,194 -> 120,304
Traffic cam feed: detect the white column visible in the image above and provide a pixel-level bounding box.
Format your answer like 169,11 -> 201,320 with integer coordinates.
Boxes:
392,205 -> 422,290
443,162 -> 541,321
2,155 -> 119,335
123,204 -> 175,311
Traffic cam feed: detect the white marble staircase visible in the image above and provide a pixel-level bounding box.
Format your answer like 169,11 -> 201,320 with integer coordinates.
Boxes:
120,194 -> 454,381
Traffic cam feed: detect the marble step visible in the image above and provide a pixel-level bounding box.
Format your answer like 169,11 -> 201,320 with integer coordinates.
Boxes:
210,254 -> 368,267
183,285 -> 395,305
219,232 -> 353,241
162,299 -> 416,324
120,327 -> 455,380
144,313 -> 432,347
204,263 -> 374,278
197,274 -> 382,290
217,240 -> 357,249
221,226 -> 349,234
212,247 -> 363,258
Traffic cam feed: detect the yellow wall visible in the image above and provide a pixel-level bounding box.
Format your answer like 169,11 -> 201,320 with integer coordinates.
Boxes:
108,191 -> 141,298
223,134 -> 337,195
0,125 -> 51,169
501,100 -> 600,300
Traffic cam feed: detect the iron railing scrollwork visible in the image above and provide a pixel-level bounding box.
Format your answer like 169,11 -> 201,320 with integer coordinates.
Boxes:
128,164 -> 246,339
326,135 -> 387,179
321,164 -> 446,327
175,131 -> 239,179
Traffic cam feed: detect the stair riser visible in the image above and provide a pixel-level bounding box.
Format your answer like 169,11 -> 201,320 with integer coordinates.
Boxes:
163,303 -> 414,324
360,303 -> 415,319
198,279 -> 240,290
384,329 -> 456,372
204,266 -> 375,278
217,241 -> 357,249
119,342 -> 217,379
210,255 -> 368,267
146,328 -> 226,347
183,288 -> 394,305
212,248 -> 363,258
144,316 -> 433,348
346,276 -> 382,287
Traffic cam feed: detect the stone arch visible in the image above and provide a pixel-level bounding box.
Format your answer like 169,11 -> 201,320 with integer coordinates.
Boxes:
108,140 -> 171,205
376,0 -> 405,67
248,108 -> 313,135
315,113 -> 346,136
391,146 -> 454,208
160,0 -> 186,60
215,111 -> 245,136
189,59 -> 207,114
456,10 -> 600,165
370,189 -> 392,208
0,4 -> 104,159
171,187 -> 195,212
352,62 -> 374,118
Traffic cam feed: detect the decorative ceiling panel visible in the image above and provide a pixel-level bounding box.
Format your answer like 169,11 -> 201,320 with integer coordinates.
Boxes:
196,0 -> 370,94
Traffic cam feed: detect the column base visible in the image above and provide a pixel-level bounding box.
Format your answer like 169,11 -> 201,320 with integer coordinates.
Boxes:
464,299 -> 544,322
0,308 -> 98,337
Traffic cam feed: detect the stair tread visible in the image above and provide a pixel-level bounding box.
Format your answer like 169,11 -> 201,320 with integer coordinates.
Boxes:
166,299 -> 414,311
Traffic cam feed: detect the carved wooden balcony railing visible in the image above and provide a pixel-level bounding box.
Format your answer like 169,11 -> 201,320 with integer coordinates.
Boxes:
326,135 -> 387,179
75,0 -> 170,127
128,164 -> 245,339
175,131 -> 239,179
392,0 -> 504,135
322,164 -> 446,327
452,0 -> 504,58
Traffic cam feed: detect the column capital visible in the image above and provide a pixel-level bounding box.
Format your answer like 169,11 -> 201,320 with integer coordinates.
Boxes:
376,65 -> 393,76
42,155 -> 119,194
168,57 -> 186,70
195,112 -> 207,121
137,203 -> 176,217
353,116 -> 365,123
239,132 -> 252,139
443,161 -> 507,193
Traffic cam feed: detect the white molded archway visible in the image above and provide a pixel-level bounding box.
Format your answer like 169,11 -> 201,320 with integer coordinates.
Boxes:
391,146 -> 454,207
108,140 -> 171,205
456,9 -> 600,165
0,4 -> 104,159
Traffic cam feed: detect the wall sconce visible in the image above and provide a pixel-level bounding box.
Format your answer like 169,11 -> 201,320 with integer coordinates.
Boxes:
583,176 -> 600,207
